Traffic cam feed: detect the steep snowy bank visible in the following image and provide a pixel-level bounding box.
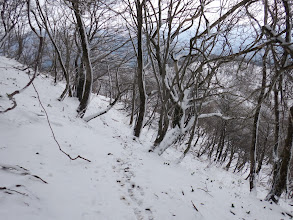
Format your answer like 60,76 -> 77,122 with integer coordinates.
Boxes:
0,57 -> 292,219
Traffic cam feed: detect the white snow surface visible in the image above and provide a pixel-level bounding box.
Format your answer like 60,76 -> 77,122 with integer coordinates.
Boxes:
0,56 -> 293,220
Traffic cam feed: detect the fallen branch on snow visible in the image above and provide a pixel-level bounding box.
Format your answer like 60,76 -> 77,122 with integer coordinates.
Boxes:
31,81 -> 91,163
84,91 -> 124,122
0,164 -> 48,184
0,69 -> 36,114
0,187 -> 28,196
191,200 -> 199,212
0,32 -> 43,114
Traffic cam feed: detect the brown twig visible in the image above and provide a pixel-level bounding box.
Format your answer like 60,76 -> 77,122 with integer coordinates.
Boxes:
31,81 -> 91,162
84,90 -> 125,122
0,69 -> 37,114
0,187 -> 28,196
0,164 -> 48,184
0,94 -> 17,113
31,175 -> 48,184
191,200 -> 199,212
0,35 -> 42,114
197,181 -> 213,197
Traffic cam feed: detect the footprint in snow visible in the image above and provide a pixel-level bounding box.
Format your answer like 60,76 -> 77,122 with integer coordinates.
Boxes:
113,157 -> 154,220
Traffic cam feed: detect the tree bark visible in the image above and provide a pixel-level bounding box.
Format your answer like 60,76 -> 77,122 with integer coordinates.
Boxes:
266,106 -> 293,203
134,0 -> 146,137
249,48 -> 268,192
256,124 -> 269,174
34,0 -> 71,100
72,1 -> 93,118
130,73 -> 136,125
272,83 -> 281,180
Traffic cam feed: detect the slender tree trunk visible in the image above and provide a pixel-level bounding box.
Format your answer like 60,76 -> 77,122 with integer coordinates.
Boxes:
249,48 -> 268,192
177,125 -> 200,163
221,142 -> 229,163
177,118 -> 199,163
256,144 -> 266,174
226,145 -> 235,171
134,0 -> 146,137
108,65 -> 113,102
271,73 -> 282,183
34,0 -> 71,100
72,1 -> 93,118
76,60 -> 85,101
73,52 -> 84,99
64,36 -> 73,97
53,51 -> 58,84
216,123 -> 226,162
249,91 -> 261,192
152,85 -> 170,148
130,73 -> 136,125
208,135 -> 217,159
16,32 -> 23,60
153,105 -> 169,146
172,104 -> 183,128
256,124 -> 269,174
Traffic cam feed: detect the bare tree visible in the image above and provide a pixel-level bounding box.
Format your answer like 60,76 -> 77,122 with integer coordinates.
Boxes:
266,106 -> 293,203
264,0 -> 293,202
249,48 -> 269,192
0,0 -> 25,46
33,0 -> 72,100
142,0 -> 261,158
70,0 -> 93,118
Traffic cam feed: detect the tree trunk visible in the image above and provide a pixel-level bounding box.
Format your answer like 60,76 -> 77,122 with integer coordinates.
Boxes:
153,105 -> 169,146
266,106 -> 293,203
249,48 -> 268,192
134,0 -> 146,137
256,124 -> 269,174
216,123 -> 226,162
208,135 -> 217,159
226,145 -> 235,171
130,73 -> 136,125
172,104 -> 183,128
16,32 -> 23,60
73,1 -> 93,118
34,0 -> 71,100
271,73 -> 282,184
53,51 -> 57,84
76,60 -> 85,102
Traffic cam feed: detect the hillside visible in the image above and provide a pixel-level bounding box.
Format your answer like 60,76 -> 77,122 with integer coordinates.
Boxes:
0,56 -> 292,220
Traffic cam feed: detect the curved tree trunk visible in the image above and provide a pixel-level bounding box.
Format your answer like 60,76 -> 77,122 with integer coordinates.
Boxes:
72,1 -> 93,118
153,98 -> 169,144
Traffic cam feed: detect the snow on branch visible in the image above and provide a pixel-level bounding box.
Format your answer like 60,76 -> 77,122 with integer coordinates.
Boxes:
263,25 -> 293,58
198,112 -> 235,120
84,92 -> 123,123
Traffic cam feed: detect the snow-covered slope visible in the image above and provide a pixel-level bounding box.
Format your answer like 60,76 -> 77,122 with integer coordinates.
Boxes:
0,56 -> 292,220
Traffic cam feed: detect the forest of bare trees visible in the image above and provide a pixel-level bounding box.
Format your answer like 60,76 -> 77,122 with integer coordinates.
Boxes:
1,0 -> 292,204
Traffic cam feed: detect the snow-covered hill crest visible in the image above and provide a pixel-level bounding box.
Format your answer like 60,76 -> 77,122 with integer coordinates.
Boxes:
1,56 -> 292,219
